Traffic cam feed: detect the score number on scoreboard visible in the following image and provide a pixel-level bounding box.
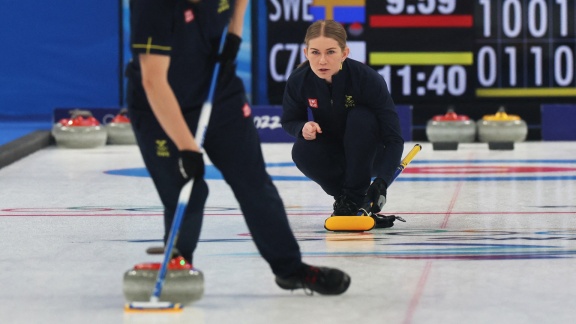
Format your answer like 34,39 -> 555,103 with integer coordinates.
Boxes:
369,0 -> 576,103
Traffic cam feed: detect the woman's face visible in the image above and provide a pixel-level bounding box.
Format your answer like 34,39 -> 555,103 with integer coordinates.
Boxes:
304,36 -> 349,83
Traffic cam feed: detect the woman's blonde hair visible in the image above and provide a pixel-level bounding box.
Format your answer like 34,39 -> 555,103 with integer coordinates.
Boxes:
304,20 -> 347,52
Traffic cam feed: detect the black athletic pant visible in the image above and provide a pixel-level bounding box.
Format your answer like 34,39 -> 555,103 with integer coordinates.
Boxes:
128,92 -> 302,277
291,106 -> 386,205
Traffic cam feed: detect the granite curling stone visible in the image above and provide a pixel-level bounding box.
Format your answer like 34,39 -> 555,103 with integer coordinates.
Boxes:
51,109 -> 107,148
123,256 -> 204,305
477,107 -> 527,149
105,108 -> 136,145
426,108 -> 476,150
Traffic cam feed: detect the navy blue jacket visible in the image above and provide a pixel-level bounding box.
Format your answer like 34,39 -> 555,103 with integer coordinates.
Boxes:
281,58 -> 404,184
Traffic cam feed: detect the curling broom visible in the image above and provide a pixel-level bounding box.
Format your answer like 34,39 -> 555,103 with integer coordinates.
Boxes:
324,144 -> 422,232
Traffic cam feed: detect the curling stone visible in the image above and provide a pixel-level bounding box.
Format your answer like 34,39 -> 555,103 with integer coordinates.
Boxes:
123,256 -> 204,305
51,109 -> 107,148
477,107 -> 527,150
426,108 -> 476,150
105,108 -> 136,145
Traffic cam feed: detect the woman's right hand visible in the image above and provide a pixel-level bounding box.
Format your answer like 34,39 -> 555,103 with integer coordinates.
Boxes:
302,121 -> 322,140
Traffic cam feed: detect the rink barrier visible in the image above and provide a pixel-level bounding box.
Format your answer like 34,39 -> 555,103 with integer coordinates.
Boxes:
53,104 -> 576,143
0,130 -> 52,169
541,104 -> 576,141
53,106 -> 413,143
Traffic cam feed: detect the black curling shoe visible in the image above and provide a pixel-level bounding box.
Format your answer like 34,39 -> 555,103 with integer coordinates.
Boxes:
275,263 -> 351,295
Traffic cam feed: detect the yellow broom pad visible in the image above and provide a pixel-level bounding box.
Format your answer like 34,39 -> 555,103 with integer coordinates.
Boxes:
324,216 -> 375,232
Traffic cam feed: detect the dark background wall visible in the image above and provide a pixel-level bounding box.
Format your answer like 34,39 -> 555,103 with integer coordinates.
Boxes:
0,1 -> 121,121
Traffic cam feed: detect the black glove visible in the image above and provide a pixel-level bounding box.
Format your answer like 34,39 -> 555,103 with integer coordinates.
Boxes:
365,178 -> 387,214
218,33 -> 241,84
220,33 -> 242,64
178,150 -> 205,180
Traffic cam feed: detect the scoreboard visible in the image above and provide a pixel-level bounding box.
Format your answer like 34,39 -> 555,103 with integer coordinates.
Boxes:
254,0 -> 576,106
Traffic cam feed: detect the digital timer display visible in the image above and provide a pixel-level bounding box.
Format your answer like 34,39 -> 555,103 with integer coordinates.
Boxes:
256,0 -> 576,105
366,0 -> 474,102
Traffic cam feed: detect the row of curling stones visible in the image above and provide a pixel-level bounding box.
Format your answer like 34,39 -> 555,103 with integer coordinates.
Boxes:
51,109 -> 136,149
426,107 -> 527,150
123,256 -> 204,305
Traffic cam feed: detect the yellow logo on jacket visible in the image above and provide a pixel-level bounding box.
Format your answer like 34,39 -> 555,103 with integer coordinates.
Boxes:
156,140 -> 170,157
345,95 -> 355,108
218,0 -> 230,13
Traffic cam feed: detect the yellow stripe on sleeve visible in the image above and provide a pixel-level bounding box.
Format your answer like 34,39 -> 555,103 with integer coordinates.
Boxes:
132,37 -> 172,54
